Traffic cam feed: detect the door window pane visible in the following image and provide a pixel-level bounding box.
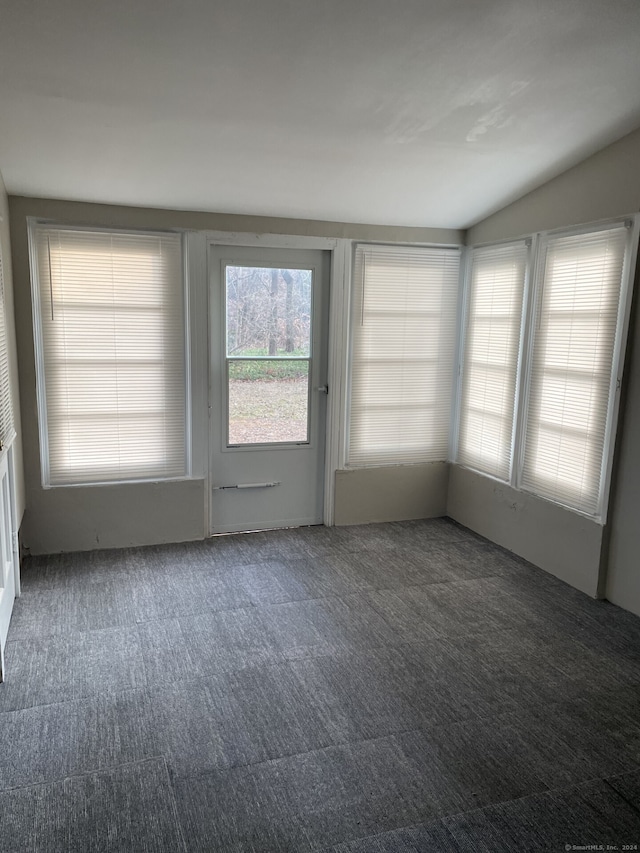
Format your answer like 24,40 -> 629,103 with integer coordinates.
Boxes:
227,360 -> 310,445
226,265 -> 312,357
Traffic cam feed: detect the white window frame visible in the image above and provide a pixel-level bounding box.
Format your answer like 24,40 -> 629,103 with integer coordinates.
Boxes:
346,241 -> 462,468
515,217 -> 638,521
457,216 -> 638,522
28,220 -> 192,487
0,236 -> 15,453
451,237 -> 532,482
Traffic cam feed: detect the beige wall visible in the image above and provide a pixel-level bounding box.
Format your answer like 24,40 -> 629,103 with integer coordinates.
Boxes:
334,463 -> 449,526
467,126 -> 640,244
0,173 -> 25,525
9,195 -> 461,554
447,467 -> 605,597
463,126 -> 640,610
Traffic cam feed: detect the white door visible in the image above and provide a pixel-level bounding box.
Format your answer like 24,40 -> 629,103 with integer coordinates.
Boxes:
0,450 -> 16,680
209,245 -> 329,534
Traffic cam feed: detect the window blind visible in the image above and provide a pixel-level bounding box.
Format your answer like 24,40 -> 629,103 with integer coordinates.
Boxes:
457,242 -> 527,480
348,244 -> 460,466
521,224 -> 628,516
33,227 -> 186,485
0,243 -> 14,450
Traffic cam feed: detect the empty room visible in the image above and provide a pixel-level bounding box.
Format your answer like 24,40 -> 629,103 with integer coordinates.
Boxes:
1,0 -> 640,850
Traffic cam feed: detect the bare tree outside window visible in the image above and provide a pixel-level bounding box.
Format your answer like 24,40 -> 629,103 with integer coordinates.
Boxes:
226,266 -> 311,357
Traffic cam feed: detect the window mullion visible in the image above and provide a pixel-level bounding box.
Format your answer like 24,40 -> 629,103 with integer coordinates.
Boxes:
598,217 -> 639,522
30,223 -> 186,486
449,245 -> 471,463
511,234 -> 538,491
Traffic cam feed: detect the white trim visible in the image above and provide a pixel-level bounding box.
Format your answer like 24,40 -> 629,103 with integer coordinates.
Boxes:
324,239 -> 351,524
7,442 -> 20,598
207,243 -> 224,534
542,217 -> 634,240
182,233 -> 193,477
353,239 -> 462,250
343,242 -> 356,468
0,435 -> 21,598
513,233 -> 543,491
510,235 -> 536,489
29,220 -> 187,238
206,231 -> 337,250
599,215 -> 639,523
186,231 -> 211,538
455,460 -> 519,489
0,434 -> 19,681
449,246 -> 471,462
218,255 -> 320,454
27,218 -> 51,487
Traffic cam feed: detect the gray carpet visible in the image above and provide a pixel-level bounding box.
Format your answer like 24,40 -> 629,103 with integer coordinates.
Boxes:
1,519 -> 640,851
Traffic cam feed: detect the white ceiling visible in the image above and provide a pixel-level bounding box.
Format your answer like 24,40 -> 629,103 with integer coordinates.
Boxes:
1,0 -> 640,228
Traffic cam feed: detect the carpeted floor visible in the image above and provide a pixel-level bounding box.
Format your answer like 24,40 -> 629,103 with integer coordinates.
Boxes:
1,518 -> 640,851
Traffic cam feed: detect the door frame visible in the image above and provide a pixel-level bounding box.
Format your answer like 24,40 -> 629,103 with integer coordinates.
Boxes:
0,439 -> 21,682
199,231 -> 352,533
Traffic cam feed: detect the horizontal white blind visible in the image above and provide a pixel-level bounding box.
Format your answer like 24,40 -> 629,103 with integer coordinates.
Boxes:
457,242 -> 527,480
521,225 -> 628,516
0,243 -> 14,449
34,227 -> 186,485
348,244 -> 460,466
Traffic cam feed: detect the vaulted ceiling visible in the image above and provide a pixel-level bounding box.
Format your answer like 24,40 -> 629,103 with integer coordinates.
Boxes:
1,0 -> 639,227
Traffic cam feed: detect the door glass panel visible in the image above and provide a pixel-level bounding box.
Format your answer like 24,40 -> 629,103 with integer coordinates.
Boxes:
227,360 -> 310,445
226,266 -> 312,357
225,264 -> 313,446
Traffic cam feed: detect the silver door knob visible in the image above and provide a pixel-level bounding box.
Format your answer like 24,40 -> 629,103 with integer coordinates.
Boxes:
316,385 -> 329,394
